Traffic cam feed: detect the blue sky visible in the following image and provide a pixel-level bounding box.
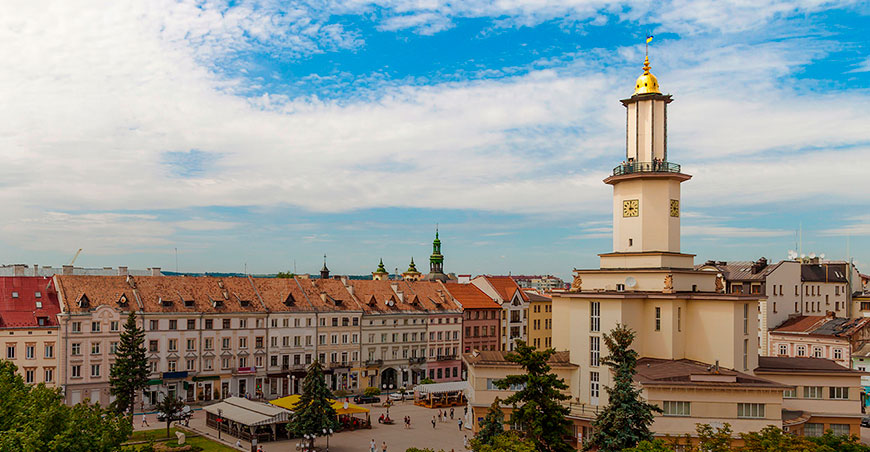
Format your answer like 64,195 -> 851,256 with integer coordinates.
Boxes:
0,0 -> 868,279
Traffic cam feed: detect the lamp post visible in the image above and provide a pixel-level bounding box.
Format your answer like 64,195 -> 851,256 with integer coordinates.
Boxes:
217,408 -> 223,440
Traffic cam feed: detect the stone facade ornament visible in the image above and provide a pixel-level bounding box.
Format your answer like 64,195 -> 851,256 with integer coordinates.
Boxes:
570,271 -> 582,292
715,274 -> 725,293
663,273 -> 674,293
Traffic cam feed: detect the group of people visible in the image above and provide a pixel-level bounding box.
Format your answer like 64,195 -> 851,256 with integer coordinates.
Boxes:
430,407 -> 463,430
370,439 -> 388,452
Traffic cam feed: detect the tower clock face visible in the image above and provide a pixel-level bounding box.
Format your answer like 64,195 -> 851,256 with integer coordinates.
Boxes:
622,199 -> 639,217
670,199 -> 680,217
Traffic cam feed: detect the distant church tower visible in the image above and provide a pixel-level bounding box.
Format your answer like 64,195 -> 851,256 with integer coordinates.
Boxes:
402,258 -> 422,281
424,228 -> 448,281
320,254 -> 330,279
372,259 -> 389,280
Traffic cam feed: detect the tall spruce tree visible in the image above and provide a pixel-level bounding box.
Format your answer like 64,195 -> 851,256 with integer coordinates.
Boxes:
587,324 -> 661,452
109,311 -> 149,415
473,397 -> 506,448
495,340 -> 573,452
288,360 -> 338,448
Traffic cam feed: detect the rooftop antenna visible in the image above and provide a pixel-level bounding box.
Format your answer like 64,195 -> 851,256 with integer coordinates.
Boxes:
175,247 -> 178,273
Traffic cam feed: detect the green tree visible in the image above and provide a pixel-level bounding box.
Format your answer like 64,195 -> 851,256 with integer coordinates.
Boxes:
621,439 -> 675,452
364,386 -> 381,397
110,311 -> 149,415
474,432 -> 536,452
420,378 -> 436,384
494,340 -> 573,452
805,430 -> 870,452
0,360 -> 131,452
472,398 -> 506,449
154,394 -> 186,439
587,324 -> 662,452
696,423 -> 732,452
288,360 -> 339,448
738,425 -> 833,452
276,271 -> 296,278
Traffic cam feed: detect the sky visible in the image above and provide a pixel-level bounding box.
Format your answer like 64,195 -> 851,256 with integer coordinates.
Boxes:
0,0 -> 869,279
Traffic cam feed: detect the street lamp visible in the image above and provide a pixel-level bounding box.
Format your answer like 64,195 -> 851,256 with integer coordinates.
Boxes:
217,408 -> 223,440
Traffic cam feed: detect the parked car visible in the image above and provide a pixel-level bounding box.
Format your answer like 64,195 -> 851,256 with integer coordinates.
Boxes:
388,392 -> 404,401
353,394 -> 381,404
862,416 -> 870,428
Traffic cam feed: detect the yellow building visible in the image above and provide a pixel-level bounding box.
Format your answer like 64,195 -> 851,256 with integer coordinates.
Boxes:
526,290 -> 552,350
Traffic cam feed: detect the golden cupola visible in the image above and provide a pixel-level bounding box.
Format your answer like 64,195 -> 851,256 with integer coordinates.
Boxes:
634,56 -> 660,95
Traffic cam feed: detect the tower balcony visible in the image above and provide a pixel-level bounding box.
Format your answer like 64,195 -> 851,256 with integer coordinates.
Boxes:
612,161 -> 680,177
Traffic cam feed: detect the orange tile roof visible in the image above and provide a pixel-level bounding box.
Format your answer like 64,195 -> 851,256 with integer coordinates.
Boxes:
404,280 -> 460,312
773,315 -> 830,333
297,278 -> 361,312
55,275 -> 138,313
249,277 -> 315,312
481,276 -> 527,302
132,276 -> 263,313
442,283 -> 500,309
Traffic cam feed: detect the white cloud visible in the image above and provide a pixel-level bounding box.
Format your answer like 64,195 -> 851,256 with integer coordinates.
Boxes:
0,0 -> 867,259
820,215 -> 870,236
847,56 -> 870,73
682,225 -> 792,238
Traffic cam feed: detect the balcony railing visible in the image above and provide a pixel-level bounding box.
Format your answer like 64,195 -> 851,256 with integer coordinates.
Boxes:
436,355 -> 457,361
612,161 -> 680,176
365,359 -> 383,367
408,357 -> 426,365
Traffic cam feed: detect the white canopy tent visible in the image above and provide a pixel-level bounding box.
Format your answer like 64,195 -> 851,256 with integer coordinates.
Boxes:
204,397 -> 291,441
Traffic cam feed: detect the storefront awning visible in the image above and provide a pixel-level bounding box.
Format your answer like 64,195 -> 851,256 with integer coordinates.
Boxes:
204,397 -> 290,427
146,379 -> 163,386
270,395 -> 370,415
414,381 -> 469,394
193,375 -> 221,382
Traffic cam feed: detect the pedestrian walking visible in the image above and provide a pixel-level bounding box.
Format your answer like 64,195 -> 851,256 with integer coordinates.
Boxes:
382,441 -> 387,452
464,435 -> 469,449
141,413 -> 149,427
431,416 -> 436,429
458,418 -> 463,431
371,439 -> 376,452
450,407 -> 454,419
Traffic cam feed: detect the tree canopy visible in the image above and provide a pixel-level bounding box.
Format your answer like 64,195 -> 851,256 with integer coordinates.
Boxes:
288,360 -> 339,447
495,340 -> 573,452
0,360 -> 131,452
587,324 -> 661,452
109,311 -> 149,414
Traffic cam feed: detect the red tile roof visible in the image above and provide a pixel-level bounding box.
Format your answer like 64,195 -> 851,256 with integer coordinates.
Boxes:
250,277 -> 315,312
0,277 -> 61,328
481,276 -> 528,302
773,315 -> 830,333
442,283 -> 500,309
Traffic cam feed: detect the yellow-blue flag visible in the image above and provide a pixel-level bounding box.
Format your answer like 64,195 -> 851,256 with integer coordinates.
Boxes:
646,35 -> 653,44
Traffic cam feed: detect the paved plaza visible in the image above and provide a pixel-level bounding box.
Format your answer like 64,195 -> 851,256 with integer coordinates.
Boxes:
136,400 -> 471,452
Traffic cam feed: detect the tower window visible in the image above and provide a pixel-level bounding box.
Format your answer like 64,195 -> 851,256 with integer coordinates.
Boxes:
628,238 -> 633,247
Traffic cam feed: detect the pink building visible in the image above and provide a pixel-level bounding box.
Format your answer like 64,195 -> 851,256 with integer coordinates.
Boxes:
769,314 -> 870,368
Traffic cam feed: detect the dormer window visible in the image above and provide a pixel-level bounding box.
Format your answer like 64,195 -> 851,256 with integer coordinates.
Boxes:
159,297 -> 173,307
77,294 -> 90,308
117,294 -> 129,307
11,292 -> 18,298
284,293 -> 296,306
209,297 -> 223,308
35,292 -> 41,298
184,299 -> 195,308
239,299 -> 251,307
37,317 -> 47,326
368,295 -> 377,307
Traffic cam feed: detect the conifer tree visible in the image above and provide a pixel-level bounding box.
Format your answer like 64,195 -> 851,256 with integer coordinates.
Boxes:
288,360 -> 338,448
496,341 -> 573,452
587,324 -> 661,452
109,311 -> 149,415
473,397 -> 506,448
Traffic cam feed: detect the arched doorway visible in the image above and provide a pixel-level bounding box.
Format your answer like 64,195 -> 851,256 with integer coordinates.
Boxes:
381,368 -> 398,391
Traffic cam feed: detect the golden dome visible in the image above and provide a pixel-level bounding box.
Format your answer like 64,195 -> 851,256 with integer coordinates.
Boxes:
634,56 -> 660,95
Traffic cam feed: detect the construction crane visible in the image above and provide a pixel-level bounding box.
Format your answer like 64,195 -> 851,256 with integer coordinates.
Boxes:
69,248 -> 82,266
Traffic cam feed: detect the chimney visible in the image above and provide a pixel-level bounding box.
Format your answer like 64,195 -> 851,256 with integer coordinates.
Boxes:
62,265 -> 73,275
13,264 -> 26,277
33,264 -> 39,276
347,285 -> 354,296
151,267 -> 161,276
118,266 -> 128,276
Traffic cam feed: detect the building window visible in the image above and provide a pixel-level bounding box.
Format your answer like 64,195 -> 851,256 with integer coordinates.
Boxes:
91,342 -> 100,354
45,344 -> 54,359
168,320 -> 177,330
662,401 -> 690,416
187,319 -> 196,330
830,387 -> 849,400
168,339 -> 177,352
833,348 -> 843,360
71,322 -> 81,333
737,403 -> 764,419
803,423 -> 823,437
167,361 -> 177,372
25,369 -> 34,384
71,365 -> 81,378
25,345 -> 34,360
812,347 -> 823,358
778,344 -> 788,356
590,302 -> 600,333
783,388 -> 796,398
91,364 -> 101,377
590,336 -> 600,367
205,319 -> 213,329
149,320 -> 158,330
796,346 -> 806,357
830,424 -> 850,436
677,307 -> 681,332
71,343 -> 81,356
743,339 -> 748,370
590,371 -> 600,403
110,321 -> 119,332
110,342 -> 118,354
743,304 -> 748,334
803,386 -> 822,399
654,307 -> 661,331
44,368 -> 54,383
